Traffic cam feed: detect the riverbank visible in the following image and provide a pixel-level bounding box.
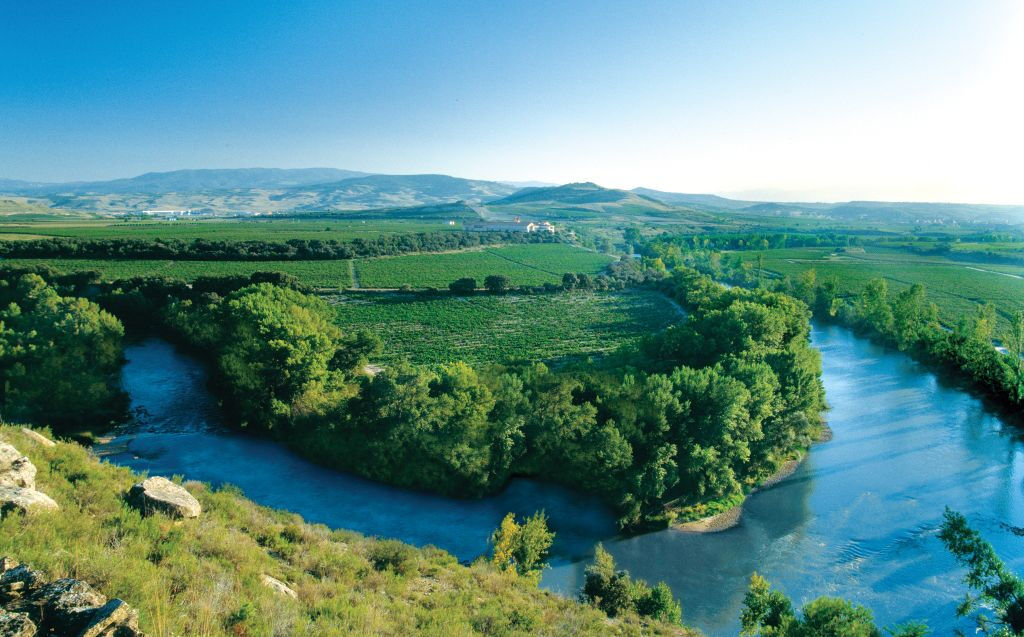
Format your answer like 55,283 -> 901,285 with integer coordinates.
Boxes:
673,424 -> 832,534
2,425 -> 694,636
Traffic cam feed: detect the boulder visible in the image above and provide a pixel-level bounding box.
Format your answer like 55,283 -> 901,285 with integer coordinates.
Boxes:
261,574 -> 297,599
18,429 -> 55,448
77,598 -> 141,637
0,487 -> 58,515
0,611 -> 35,637
127,477 -> 201,519
0,564 -> 44,603
23,578 -> 106,634
0,445 -> 35,490
0,560 -> 143,637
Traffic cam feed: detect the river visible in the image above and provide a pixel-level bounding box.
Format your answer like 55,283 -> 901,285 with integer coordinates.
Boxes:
97,326 -> 1024,635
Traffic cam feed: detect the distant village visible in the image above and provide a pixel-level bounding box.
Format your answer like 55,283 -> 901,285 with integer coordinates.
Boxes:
463,217 -> 556,233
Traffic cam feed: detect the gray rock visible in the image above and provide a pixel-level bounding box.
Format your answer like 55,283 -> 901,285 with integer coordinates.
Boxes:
25,578 -> 106,634
127,477 -> 201,519
19,429 -> 56,448
0,558 -> 17,575
0,611 -> 36,637
0,444 -> 35,490
76,598 -> 140,637
0,486 -> 59,515
0,564 -> 44,603
261,574 -> 297,599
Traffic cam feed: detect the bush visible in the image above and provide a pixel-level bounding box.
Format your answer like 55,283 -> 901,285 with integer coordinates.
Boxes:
448,277 -> 478,294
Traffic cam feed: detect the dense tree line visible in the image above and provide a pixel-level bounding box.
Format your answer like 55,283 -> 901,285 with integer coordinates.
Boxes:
0,273 -> 127,431
641,240 -> 1024,410
0,230 -> 558,261
152,264 -> 824,528
0,259 -> 825,528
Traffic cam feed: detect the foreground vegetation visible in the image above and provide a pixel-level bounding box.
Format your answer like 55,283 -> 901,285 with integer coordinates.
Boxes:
5,426 -> 1016,635
0,426 -> 693,636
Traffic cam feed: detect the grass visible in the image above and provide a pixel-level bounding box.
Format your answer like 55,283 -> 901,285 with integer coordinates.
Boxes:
0,426 -> 693,636
744,246 -> 1024,330
1,258 -> 354,288
0,218 -> 458,241
330,289 -> 682,366
355,244 -> 614,289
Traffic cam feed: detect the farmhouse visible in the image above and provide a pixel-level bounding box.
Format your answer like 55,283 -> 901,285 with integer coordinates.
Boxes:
465,219 -> 556,233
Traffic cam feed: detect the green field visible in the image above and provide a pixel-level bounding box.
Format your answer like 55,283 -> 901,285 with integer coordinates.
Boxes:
331,289 -> 682,365
4,243 -> 611,290
355,244 -> 613,288
747,246 -> 1024,329
1,258 -> 354,288
0,218 -> 457,241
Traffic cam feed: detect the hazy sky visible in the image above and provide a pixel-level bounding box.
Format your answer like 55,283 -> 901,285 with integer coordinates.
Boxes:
1,0 -> 1022,203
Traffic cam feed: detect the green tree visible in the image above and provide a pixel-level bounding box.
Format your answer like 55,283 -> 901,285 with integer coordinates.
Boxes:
740,573 -> 926,637
448,277 -> 477,294
217,283 -> 345,430
0,274 -> 126,431
939,508 -> 1024,636
1002,312 -> 1024,402
581,544 -> 682,623
857,278 -> 894,336
483,274 -> 511,294
489,511 -> 554,580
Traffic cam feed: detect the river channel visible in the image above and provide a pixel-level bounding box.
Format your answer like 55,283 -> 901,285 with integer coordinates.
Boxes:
97,325 -> 1024,635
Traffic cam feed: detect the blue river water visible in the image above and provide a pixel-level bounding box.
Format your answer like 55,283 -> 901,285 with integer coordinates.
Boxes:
98,325 -> 1024,635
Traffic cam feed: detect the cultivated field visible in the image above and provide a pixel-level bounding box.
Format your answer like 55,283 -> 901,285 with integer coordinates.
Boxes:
331,289 -> 682,365
0,219 -> 457,241
748,246 -> 1024,329
356,244 -> 613,288
5,243 -> 612,290
1,258 -> 354,288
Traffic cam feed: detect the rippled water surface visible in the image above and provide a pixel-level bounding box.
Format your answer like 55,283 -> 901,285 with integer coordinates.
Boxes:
100,327 -> 1024,635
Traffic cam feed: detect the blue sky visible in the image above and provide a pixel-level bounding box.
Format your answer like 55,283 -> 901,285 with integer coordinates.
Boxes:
1,0 -> 1021,203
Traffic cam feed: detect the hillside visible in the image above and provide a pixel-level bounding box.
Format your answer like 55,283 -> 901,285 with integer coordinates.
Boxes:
1,168 -> 370,195
726,199 -> 1024,224
486,182 -> 703,222
277,173 -> 518,209
630,188 -> 755,210
0,172 -> 518,215
0,426 -> 694,636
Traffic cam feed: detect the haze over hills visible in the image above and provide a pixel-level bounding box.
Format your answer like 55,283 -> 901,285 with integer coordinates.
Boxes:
2,168 -> 371,194
0,167 -> 1023,224
630,187 -> 757,211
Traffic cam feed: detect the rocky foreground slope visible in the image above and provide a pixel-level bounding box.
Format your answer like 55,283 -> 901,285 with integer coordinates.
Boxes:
0,427 -> 695,636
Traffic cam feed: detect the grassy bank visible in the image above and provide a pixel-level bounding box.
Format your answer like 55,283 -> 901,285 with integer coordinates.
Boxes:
0,426 -> 695,636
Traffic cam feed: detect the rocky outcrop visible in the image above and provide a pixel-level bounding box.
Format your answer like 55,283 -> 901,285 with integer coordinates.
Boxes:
17,430 -> 55,449
0,444 -> 57,515
261,574 -> 297,599
0,445 -> 35,489
0,610 -> 36,637
127,477 -> 201,519
0,558 -> 142,636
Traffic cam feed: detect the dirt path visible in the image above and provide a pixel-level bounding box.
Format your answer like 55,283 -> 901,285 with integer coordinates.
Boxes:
348,260 -> 360,289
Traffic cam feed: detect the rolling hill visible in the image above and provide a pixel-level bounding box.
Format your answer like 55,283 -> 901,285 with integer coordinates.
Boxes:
0,171 -> 518,214
485,181 -> 701,222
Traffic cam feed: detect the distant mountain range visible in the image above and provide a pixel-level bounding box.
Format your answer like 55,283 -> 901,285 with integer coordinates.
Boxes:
0,167 -> 1022,224
1,168 -> 370,195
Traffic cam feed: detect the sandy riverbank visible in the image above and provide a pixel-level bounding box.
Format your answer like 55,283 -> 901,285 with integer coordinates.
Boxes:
674,424 -> 832,533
